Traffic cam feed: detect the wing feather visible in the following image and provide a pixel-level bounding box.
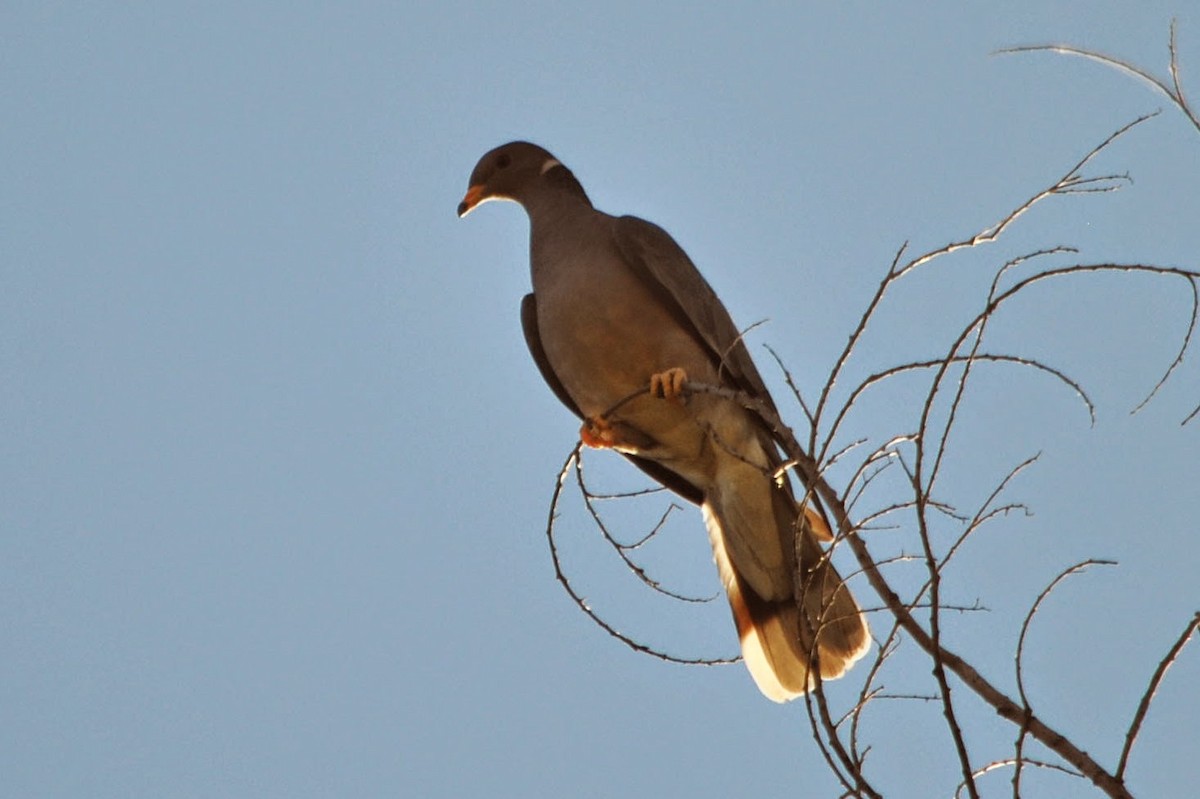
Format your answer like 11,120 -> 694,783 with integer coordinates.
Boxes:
611,215 -> 780,418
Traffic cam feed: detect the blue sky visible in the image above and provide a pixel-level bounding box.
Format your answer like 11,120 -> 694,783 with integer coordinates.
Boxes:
3,3 -> 1198,797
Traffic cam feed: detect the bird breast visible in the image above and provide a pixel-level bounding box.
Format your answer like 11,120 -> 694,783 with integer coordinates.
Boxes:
531,230 -> 707,419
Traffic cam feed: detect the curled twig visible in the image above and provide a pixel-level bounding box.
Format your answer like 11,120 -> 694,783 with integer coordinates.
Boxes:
545,444 -> 738,666
1013,560 -> 1118,794
573,455 -> 714,603
997,19 -> 1199,135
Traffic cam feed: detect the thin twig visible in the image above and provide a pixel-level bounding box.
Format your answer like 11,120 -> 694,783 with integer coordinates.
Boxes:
573,455 -> 714,603
1013,560 -> 1118,795
1131,271 -> 1198,414
546,445 -> 738,666
1117,612 -> 1200,780
997,20 -> 1200,135
955,757 -> 1085,799
681,378 -> 1138,799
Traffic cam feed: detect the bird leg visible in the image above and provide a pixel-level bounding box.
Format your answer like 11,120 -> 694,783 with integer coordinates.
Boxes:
649,367 -> 688,403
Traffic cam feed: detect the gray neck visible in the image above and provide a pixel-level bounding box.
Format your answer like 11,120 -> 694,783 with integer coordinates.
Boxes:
524,174 -> 606,289
524,166 -> 597,247
521,165 -> 592,219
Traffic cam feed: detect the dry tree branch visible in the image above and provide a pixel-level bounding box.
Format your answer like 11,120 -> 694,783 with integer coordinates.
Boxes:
681,261 -> 1198,799
681,377 -> 1139,799
961,263 -> 1200,419
847,622 -> 905,782
878,380 -> 982,799
1013,560 -> 1119,796
1116,612 -> 1200,781
542,33 -> 1200,797
762,111 -> 1197,790
956,758 -> 1085,799
888,114 -> 1137,274
862,335 -> 999,799
902,455 -> 1040,619
572,456 -> 714,603
997,19 -> 1200,136
807,240 -> 1198,798
802,668 -> 883,799
556,119 -> 1195,796
1133,271 -> 1198,416
765,343 -> 817,425
911,601 -> 988,614
582,485 -> 669,500
926,248 -> 1078,501
1000,23 -> 1200,426
821,352 -> 1095,461
811,112 -> 1152,473
545,444 -> 738,666
914,492 -> 979,799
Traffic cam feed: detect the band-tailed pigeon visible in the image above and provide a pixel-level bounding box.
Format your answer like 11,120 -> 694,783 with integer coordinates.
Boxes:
457,141 -> 869,701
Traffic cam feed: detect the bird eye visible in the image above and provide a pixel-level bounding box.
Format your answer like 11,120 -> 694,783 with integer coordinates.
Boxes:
496,153 -> 511,169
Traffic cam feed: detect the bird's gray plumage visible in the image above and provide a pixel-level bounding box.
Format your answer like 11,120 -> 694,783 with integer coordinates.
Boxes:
459,141 -> 869,700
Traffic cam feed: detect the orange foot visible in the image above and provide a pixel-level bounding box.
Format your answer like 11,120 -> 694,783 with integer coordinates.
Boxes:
650,367 -> 689,403
580,416 -> 618,449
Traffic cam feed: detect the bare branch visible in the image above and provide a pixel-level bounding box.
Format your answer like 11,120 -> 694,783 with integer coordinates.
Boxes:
573,454 -> 714,603
679,378 -> 1138,798
545,445 -> 738,666
765,343 -> 817,427
997,20 -> 1200,135
1013,560 -> 1118,795
540,42 -> 1198,794
933,455 -> 1041,583
825,353 -> 1095,457
955,757 -> 1085,799
1117,612 -> 1200,780
1131,270 -> 1198,414
890,114 -> 1153,281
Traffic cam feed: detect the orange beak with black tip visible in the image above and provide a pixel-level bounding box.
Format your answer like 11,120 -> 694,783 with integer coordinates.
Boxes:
457,184 -> 487,218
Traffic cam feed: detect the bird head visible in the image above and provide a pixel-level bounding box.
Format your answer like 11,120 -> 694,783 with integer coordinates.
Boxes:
457,141 -> 577,217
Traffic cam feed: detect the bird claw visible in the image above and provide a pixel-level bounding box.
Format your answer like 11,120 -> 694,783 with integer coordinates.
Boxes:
649,367 -> 688,403
580,416 -> 618,449
580,367 -> 688,449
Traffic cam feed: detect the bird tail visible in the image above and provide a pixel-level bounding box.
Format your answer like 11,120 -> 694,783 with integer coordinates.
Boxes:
703,487 -> 870,702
